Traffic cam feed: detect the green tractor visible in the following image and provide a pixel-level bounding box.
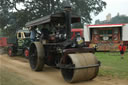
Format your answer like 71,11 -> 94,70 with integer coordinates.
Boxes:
7,29 -> 31,58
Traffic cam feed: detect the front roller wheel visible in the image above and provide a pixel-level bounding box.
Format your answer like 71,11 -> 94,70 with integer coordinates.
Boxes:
60,53 -> 99,83
29,42 -> 45,71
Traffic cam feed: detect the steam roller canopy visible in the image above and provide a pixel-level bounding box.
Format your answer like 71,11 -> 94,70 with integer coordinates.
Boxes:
61,53 -> 99,83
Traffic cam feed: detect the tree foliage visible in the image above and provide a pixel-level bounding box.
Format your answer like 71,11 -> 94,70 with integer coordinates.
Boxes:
0,0 -> 106,35
109,15 -> 128,24
95,14 -> 128,24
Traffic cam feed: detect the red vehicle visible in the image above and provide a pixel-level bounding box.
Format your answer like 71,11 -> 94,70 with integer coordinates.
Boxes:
71,28 -> 83,39
0,37 -> 8,47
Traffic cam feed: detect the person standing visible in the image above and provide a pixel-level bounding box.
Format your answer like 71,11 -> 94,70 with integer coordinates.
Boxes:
118,41 -> 126,59
30,26 -> 37,41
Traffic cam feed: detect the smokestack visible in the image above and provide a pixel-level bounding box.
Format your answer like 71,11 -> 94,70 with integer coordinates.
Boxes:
63,1 -> 72,39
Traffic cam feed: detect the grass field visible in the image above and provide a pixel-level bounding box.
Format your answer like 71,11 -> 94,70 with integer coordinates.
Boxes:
95,52 -> 128,79
0,67 -> 34,85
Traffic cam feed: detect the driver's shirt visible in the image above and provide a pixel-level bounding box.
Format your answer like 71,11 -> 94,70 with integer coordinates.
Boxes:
30,30 -> 37,40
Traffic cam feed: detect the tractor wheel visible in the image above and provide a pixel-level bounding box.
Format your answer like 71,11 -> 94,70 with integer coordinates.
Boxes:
24,48 -> 29,58
8,47 -> 15,57
29,42 -> 45,71
60,53 -> 99,83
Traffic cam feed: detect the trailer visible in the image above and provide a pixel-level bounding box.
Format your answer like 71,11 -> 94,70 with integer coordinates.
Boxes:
0,37 -> 8,47
84,23 -> 128,51
25,6 -> 100,83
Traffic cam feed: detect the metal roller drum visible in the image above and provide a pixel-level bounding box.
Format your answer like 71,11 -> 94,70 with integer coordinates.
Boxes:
61,53 -> 99,83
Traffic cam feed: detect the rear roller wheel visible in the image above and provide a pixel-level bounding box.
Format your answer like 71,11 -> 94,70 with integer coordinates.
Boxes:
29,42 -> 45,71
60,53 -> 99,83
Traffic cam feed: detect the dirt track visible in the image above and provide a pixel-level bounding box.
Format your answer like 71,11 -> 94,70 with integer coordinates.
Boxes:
0,54 -> 128,85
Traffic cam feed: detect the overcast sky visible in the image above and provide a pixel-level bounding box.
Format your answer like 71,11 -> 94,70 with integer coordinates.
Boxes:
92,0 -> 128,24
17,0 -> 128,24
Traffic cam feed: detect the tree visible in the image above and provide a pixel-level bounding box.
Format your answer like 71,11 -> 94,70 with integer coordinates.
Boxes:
109,15 -> 128,24
0,0 -> 106,36
95,19 -> 100,24
70,0 -> 106,23
95,14 -> 128,24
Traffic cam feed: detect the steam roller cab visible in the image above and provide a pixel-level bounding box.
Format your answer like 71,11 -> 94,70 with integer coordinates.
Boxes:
26,6 -> 100,83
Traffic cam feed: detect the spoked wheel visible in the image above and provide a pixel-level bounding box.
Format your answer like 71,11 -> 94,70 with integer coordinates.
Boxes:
8,47 -> 14,57
24,48 -> 29,58
29,42 -> 45,71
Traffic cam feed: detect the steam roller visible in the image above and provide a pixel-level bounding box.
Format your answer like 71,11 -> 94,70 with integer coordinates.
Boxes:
26,5 -> 100,83
60,53 -> 99,83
